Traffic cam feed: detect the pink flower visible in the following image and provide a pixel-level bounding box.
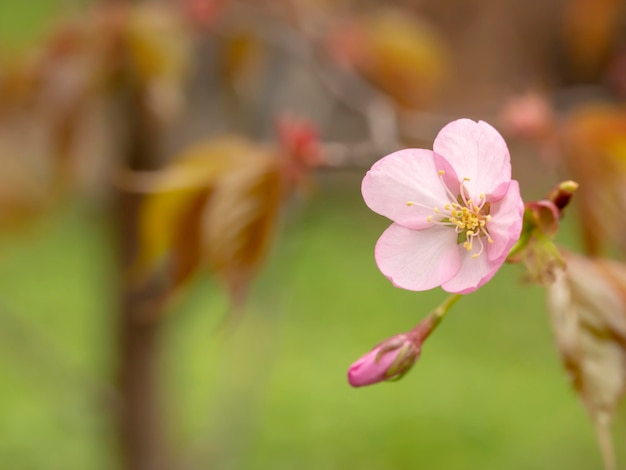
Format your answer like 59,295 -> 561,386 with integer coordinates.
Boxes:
362,119 -> 524,294
348,334 -> 420,387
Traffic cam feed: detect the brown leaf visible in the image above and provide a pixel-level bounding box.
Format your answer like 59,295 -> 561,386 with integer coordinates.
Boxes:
124,3 -> 192,123
219,32 -> 265,97
547,252 -> 626,470
0,153 -> 50,231
331,10 -> 448,109
201,150 -> 284,306
561,104 -> 626,256
135,185 -> 210,287
562,0 -> 624,79
134,138 -> 251,285
134,137 -> 285,310
0,19 -> 109,192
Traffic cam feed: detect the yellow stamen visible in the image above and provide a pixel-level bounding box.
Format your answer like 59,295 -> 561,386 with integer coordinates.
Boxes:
403,179 -> 494,257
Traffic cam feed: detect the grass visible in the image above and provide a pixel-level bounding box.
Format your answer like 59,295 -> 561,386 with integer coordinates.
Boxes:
0,172 -> 610,469
0,1 -> 63,49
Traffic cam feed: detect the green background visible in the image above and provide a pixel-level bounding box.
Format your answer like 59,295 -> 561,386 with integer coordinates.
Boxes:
0,172 -> 617,469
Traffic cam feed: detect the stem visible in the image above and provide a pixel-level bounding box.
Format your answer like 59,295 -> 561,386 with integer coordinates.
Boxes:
433,293 -> 462,323
594,413 -> 616,470
411,293 -> 462,342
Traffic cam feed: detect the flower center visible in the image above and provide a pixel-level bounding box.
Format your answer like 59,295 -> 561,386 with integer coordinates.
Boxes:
406,171 -> 494,259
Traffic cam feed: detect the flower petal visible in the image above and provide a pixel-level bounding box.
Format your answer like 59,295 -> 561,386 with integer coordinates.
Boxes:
362,149 -> 451,229
486,180 -> 524,261
433,119 -> 511,201
375,223 -> 460,291
441,246 -> 504,294
347,346 -> 398,387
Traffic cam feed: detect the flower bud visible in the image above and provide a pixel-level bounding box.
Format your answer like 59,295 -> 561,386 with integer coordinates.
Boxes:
526,200 -> 560,238
546,180 -> 579,214
347,334 -> 420,387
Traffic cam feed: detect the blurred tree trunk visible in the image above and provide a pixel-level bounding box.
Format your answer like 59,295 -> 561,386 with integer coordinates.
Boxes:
114,86 -> 171,470
110,0 -> 173,458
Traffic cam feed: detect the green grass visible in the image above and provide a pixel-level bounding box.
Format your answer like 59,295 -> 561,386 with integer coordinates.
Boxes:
0,1 -> 64,49
0,173 -> 612,469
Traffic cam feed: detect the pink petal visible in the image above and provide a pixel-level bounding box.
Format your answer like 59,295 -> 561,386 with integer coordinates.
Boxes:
441,246 -> 504,294
486,180 -> 524,261
433,119 -> 511,201
347,345 -> 398,387
362,149 -> 450,230
375,223 -> 460,291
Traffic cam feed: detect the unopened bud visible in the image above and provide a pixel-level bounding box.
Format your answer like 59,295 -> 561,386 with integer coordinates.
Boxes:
526,200 -> 560,238
347,334 -> 420,387
507,181 -> 578,280
546,180 -> 579,213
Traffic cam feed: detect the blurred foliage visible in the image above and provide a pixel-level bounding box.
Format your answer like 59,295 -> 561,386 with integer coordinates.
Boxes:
133,118 -> 319,309
326,9 -> 448,109
562,0 -> 625,81
135,137 -> 283,307
561,104 -> 626,257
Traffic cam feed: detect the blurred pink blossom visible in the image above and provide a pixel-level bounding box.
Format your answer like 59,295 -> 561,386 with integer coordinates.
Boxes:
499,92 -> 554,141
362,119 -> 524,293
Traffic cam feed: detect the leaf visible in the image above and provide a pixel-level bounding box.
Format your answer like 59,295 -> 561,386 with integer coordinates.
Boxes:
561,104 -> 626,256
219,32 -> 265,96
135,185 -> 209,284
0,151 -> 51,232
125,3 -> 192,123
334,10 -> 449,109
547,253 -> 626,470
562,0 -> 623,79
201,150 -> 284,306
182,0 -> 230,27
134,138 -> 253,284
0,19 -> 107,192
135,137 -> 286,310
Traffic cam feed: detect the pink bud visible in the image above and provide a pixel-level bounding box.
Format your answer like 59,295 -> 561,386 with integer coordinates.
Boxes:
526,200 -> 560,238
347,335 -> 420,387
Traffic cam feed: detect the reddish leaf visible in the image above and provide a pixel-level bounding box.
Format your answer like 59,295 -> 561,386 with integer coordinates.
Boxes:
201,150 -> 284,305
562,0 -> 624,79
135,137 -> 286,309
561,104 -> 626,256
329,10 -> 449,109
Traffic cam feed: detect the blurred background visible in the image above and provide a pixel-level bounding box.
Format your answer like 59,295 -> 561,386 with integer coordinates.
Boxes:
2,0 -> 626,469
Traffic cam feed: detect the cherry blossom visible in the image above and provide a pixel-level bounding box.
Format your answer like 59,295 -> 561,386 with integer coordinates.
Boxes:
362,119 -> 524,294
